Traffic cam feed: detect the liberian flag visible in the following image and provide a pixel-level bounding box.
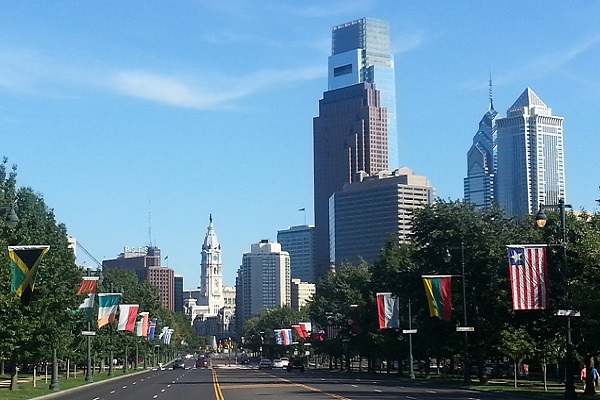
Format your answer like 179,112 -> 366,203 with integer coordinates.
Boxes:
376,292 -> 400,329
97,293 -> 121,328
77,277 -> 99,321
136,312 -> 149,337
507,245 -> 548,310
148,318 -> 157,340
118,304 -> 139,332
422,276 -> 453,321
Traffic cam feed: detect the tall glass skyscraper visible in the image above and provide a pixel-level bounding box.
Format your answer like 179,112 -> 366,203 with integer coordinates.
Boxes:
495,88 -> 566,219
328,18 -> 398,169
464,80 -> 497,209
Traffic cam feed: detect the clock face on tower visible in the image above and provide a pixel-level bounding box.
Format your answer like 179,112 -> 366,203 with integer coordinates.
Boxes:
213,254 -> 219,262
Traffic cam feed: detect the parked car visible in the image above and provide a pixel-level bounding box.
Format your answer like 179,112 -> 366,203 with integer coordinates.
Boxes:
273,359 -> 284,368
173,359 -> 186,369
258,358 -> 273,370
280,357 -> 289,367
286,358 -> 305,372
195,358 -> 209,368
240,354 -> 250,365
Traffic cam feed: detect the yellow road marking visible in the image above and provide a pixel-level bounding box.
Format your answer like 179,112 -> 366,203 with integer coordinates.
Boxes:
212,368 -> 224,400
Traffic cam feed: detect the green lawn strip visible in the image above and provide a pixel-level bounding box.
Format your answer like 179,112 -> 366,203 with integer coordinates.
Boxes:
0,370 -> 145,400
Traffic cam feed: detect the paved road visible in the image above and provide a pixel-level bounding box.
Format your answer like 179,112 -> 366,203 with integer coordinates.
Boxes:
40,358 -> 541,400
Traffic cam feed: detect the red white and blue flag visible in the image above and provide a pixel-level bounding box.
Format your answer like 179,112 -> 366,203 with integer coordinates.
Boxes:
507,245 -> 548,310
148,318 -> 157,340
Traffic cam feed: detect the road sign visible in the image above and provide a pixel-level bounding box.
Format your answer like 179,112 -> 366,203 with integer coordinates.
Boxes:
402,329 -> 418,334
456,327 -> 474,332
81,331 -> 96,336
555,310 -> 581,317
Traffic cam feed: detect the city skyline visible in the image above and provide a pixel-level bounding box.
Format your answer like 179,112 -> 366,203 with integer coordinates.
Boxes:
2,2 -> 599,288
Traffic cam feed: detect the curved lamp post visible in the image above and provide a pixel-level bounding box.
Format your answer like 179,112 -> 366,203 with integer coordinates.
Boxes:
536,199 -> 577,399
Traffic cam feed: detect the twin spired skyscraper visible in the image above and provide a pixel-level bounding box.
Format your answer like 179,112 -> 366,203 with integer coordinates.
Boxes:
465,87 -> 566,218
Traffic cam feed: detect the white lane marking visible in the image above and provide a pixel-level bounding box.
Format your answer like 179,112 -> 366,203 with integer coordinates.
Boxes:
93,397 -> 100,400
406,397 -> 417,400
132,382 -> 136,385
351,384 -> 358,387
172,381 -> 176,384
374,389 -> 382,392
161,389 -> 166,392
167,384 -> 171,387
122,386 -> 127,389
110,390 -> 116,394
153,396 -> 158,399
427,389 -> 436,393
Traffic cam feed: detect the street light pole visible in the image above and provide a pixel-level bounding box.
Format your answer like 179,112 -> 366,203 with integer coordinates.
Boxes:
445,241 -> 470,385
536,198 -> 576,399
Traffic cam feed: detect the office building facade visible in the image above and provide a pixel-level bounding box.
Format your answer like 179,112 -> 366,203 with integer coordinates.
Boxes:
235,241 -> 291,327
313,82 -> 388,279
495,88 -> 566,219
329,18 -> 398,170
102,246 -> 175,310
277,225 -> 316,283
291,279 -> 316,311
330,168 -> 435,266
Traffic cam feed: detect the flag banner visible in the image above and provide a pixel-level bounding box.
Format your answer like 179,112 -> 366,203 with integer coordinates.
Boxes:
292,322 -> 311,339
282,328 -> 293,345
9,245 -> 50,305
77,277 -> 99,294
274,329 -> 283,345
325,325 -> 341,339
148,318 -> 157,340
77,277 -> 99,321
137,312 -> 149,337
507,245 -> 549,310
97,293 -> 121,328
376,292 -> 401,329
118,304 -> 140,332
422,276 -> 453,321
159,327 -> 174,345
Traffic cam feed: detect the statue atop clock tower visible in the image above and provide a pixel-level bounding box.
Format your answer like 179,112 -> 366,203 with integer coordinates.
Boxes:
199,214 -> 224,315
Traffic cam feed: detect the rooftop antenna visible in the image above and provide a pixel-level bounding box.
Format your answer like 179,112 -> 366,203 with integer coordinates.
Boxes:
596,186 -> 600,206
148,199 -> 153,246
489,73 -> 494,111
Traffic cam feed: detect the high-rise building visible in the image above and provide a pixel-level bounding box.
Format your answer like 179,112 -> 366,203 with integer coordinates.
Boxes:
290,279 -> 316,312
235,240 -> 291,326
329,168 -> 435,266
174,275 -> 184,312
496,88 -> 566,219
277,225 -> 316,283
102,245 -> 175,310
313,82 -> 388,279
329,18 -> 398,169
464,80 -> 498,209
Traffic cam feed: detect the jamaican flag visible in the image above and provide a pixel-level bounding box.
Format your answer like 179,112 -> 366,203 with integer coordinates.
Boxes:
9,245 -> 50,305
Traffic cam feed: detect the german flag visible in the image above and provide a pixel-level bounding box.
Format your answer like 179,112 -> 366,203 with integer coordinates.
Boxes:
9,245 -> 50,305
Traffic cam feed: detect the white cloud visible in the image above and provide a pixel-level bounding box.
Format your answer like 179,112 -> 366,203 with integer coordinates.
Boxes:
111,66 -> 324,110
393,31 -> 426,55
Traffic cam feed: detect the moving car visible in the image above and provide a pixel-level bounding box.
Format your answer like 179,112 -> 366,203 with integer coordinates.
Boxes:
272,358 -> 284,368
240,354 -> 250,365
280,357 -> 289,367
195,358 -> 209,368
258,358 -> 273,370
173,359 -> 186,369
286,358 -> 305,372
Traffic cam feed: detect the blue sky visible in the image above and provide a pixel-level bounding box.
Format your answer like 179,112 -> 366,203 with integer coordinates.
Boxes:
2,1 -> 599,288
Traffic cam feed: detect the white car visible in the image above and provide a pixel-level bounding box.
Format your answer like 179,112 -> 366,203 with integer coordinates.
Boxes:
280,357 -> 289,367
273,359 -> 284,368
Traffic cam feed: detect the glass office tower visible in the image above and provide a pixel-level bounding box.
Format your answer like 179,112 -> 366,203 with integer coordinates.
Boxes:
464,81 -> 498,209
328,18 -> 399,169
495,88 -> 566,219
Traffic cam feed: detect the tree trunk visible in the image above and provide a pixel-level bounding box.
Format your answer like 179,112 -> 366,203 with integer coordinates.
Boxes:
9,355 -> 18,391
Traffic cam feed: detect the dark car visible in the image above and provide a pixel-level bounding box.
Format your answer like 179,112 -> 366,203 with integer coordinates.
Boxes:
240,354 -> 250,365
286,358 -> 305,372
258,358 -> 273,370
173,359 -> 186,369
195,358 -> 209,368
